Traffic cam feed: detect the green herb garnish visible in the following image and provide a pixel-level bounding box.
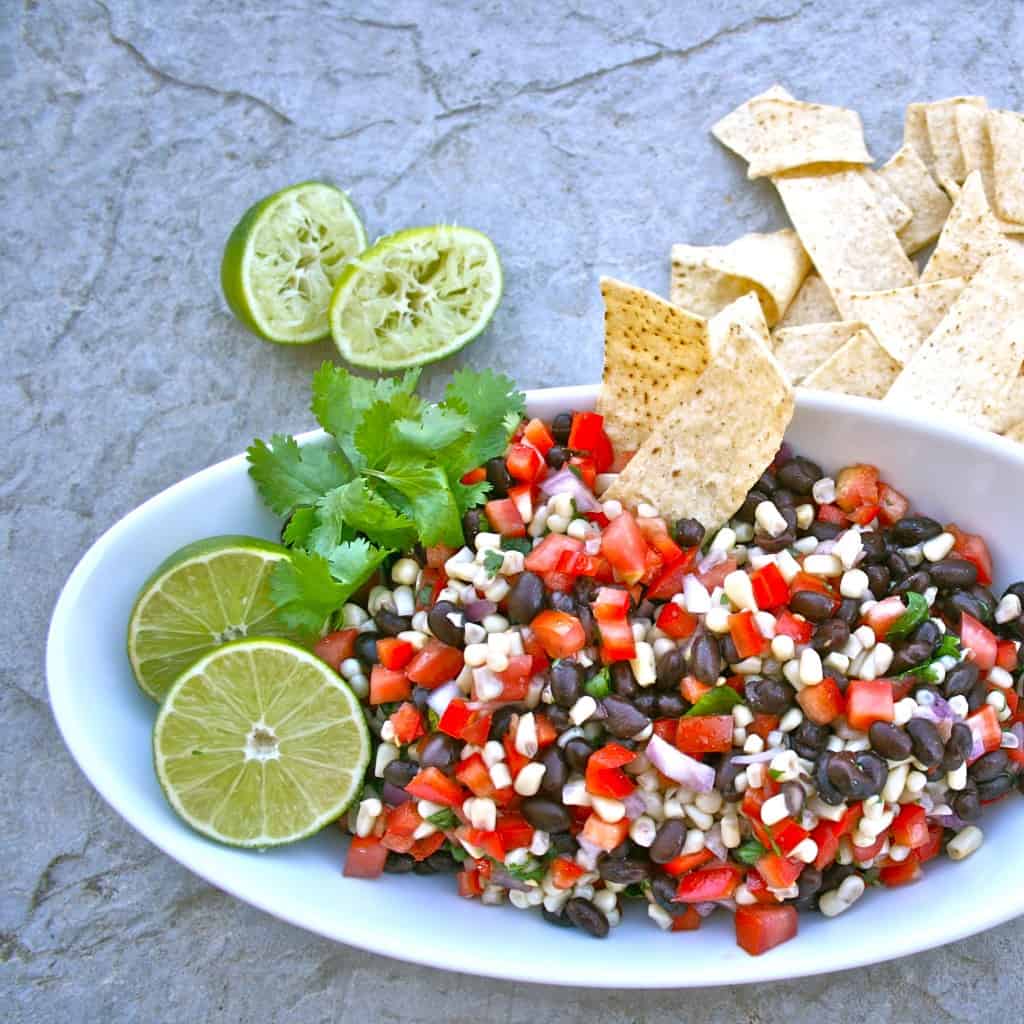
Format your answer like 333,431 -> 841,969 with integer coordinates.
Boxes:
686,686 -> 742,716
894,634 -> 963,680
734,839 -> 767,865
585,668 -> 612,699
482,549 -> 505,578
495,854 -> 551,884
886,591 -> 930,642
447,841 -> 468,863
768,768 -> 785,781
427,807 -> 459,830
501,537 -> 533,555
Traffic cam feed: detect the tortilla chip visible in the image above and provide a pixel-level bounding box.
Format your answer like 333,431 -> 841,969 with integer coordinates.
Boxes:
903,103 -> 935,171
669,229 -> 810,326
862,169 -> 913,231
776,272 -> 839,327
832,279 -> 966,362
604,302 -> 794,530
772,321 -> 867,384
774,166 -> 918,295
595,277 -> 710,452
711,84 -> 795,160
885,249 -> 1024,431
1004,420 -> 1024,444
921,172 -> 1010,283
924,97 -> 988,190
956,103 -> 990,179
876,144 -> 953,254
802,327 -> 902,399
714,290 -> 773,355
987,109 -> 1024,225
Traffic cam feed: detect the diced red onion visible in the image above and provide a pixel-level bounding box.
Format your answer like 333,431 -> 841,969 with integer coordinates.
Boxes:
538,467 -> 601,512
623,791 -> 647,820
584,536 -> 602,556
490,867 -> 533,892
381,782 -> 411,806
464,599 -> 497,622
697,548 -> 726,575
683,574 -> 710,610
644,734 -> 715,792
704,824 -> 727,861
472,666 -> 504,701
731,746 -> 784,765
814,539 -> 838,556
576,837 -> 602,870
928,811 -> 967,830
695,901 -> 719,917
524,674 -> 546,709
427,680 -> 462,716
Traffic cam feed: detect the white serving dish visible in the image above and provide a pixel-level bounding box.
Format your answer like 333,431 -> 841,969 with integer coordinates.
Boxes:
47,385 -> 1024,987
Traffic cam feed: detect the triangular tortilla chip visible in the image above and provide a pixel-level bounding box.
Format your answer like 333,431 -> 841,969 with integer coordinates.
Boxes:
711,84 -> 795,161
904,103 -> 935,172
802,327 -> 902,399
595,277 -> 710,452
1004,420 -> 1024,444
669,229 -> 810,326
876,145 -> 953,255
833,279 -> 966,362
604,300 -> 794,531
711,290 -> 773,356
776,272 -> 839,327
921,172 -> 1010,282
774,166 -> 918,295
924,97 -> 988,191
987,109 -> 1024,225
885,250 -> 1024,431
989,372 -> 1024,434
956,103 -> 990,180
863,169 -> 913,231
772,321 -> 867,384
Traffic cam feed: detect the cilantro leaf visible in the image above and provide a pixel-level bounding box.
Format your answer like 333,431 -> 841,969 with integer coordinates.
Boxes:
393,404 -> 474,453
314,479 -> 418,551
354,393 -> 423,468
936,634 -> 962,660
686,686 -> 742,716
441,369 -> 524,476
246,434 -> 352,516
366,457 -> 463,547
281,506 -> 317,549
886,591 -> 930,641
451,477 -> 491,514
426,807 -> 459,830
481,549 -> 505,578
734,839 -> 767,865
584,667 -> 611,698
501,537 -> 533,555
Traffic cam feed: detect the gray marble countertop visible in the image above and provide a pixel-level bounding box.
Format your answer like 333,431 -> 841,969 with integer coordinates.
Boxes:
5,1 -> 1022,1019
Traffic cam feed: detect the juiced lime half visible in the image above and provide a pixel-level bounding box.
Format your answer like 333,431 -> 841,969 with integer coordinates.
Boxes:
329,225 -> 502,369
153,638 -> 369,848
127,535 -> 299,702
221,181 -> 367,344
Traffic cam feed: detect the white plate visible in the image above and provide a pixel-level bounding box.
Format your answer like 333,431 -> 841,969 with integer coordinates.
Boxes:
47,386 -> 1024,987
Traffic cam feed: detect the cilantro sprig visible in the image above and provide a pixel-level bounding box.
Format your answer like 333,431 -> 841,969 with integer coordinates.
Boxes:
248,362 -> 524,633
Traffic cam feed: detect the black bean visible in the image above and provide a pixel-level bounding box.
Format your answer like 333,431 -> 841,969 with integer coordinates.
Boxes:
795,865 -> 823,908
826,752 -> 867,799
887,552 -> 911,579
673,517 -> 706,548
905,717 -> 944,768
860,531 -> 888,564
969,750 -> 1009,783
754,470 -> 778,495
412,684 -> 432,711
773,487 -> 797,509
737,489 -> 770,523
655,647 -> 687,689
607,840 -> 630,860
563,737 -> 593,771
551,412 -> 573,446
891,516 -> 943,546
374,607 -> 412,637
633,692 -> 659,717
506,571 -> 545,625
547,705 -> 572,731
635,598 -> 657,622
943,590 -> 989,626
609,661 -> 639,699
911,619 -> 942,650
521,797 -> 571,833
943,661 -> 980,699
929,558 -> 978,589
657,693 -> 687,718
489,705 -> 517,741
384,852 -> 416,874
889,638 -> 935,675
426,850 -> 460,874
485,456 -> 512,499
777,456 -> 821,495
427,601 -> 465,647
354,631 -> 380,666
649,820 -> 687,864
854,751 -> 887,796
550,660 -> 585,708
599,857 -> 651,885
538,745 -> 568,797
565,898 -> 610,938
721,635 -> 743,667
836,598 -> 861,628
745,677 -> 795,715
691,633 -> 721,684
813,618 -> 851,655
953,783 -> 981,823
821,862 -> 855,892
892,570 -> 932,596
546,592 -> 576,618
791,719 -> 829,760
790,590 -> 834,623
969,585 -> 997,623
546,445 -> 569,469
602,696 -> 651,738
942,722 -> 974,772
542,906 -> 575,929
756,527 -> 797,554
869,721 -> 913,761
462,508 -> 485,546
815,753 -> 845,805
966,680 -> 988,714
976,775 -> 1014,801
550,831 -> 576,854
651,873 -> 685,915
810,521 -> 843,541
577,605 -> 600,646
865,564 -> 891,600
420,733 -> 460,770
383,759 -> 418,788
573,575 -> 598,605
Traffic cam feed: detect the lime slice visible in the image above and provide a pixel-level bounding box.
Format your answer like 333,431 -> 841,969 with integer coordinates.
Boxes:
329,225 -> 502,369
127,535 -> 300,703
153,638 -> 369,847
221,181 -> 368,344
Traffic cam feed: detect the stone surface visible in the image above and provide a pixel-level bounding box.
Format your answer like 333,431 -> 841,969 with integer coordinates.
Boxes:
3,0 -> 1022,1019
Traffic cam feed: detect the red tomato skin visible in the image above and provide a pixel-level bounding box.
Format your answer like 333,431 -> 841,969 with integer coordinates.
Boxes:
996,640 -> 1019,672
729,610 -> 769,659
645,549 -> 698,600
876,482 -> 910,526
959,612 -> 997,671
388,702 -> 425,745
657,602 -> 699,639
580,814 -> 630,851
845,678 -> 895,731
755,853 -> 803,889
734,905 -> 798,956
797,677 -> 845,725
835,463 -> 880,512
675,715 -> 734,754
314,629 -> 359,670
947,524 -> 994,586
550,856 -> 586,889
879,852 -> 922,887
484,498 -> 527,537
377,637 -> 415,671
673,865 -> 743,903
662,848 -> 715,877
369,665 -> 412,705
966,704 -> 1002,762
568,412 -> 614,472
405,767 -> 465,807
525,534 -> 583,573
530,609 -> 587,658
522,417 -> 555,455
891,804 -> 929,849
671,905 -> 703,931
774,611 -> 814,644
601,510 -> 648,585
585,743 -> 636,798
406,640 -> 465,688
506,443 -> 546,483
455,753 -> 494,797
343,836 -> 389,879
749,563 -> 789,609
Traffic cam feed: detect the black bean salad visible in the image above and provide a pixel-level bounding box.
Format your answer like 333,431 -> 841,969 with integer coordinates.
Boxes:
324,410 -> 1023,955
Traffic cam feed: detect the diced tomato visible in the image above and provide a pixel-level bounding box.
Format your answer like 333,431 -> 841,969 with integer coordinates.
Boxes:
438,698 -> 472,739
460,467 -> 487,487
797,677 -> 845,726
409,831 -> 446,862
742,870 -> 777,905
314,628 -> 359,671
812,819 -> 843,870
502,731 -> 530,778
484,498 -> 526,538
506,443 -> 546,484
636,516 -> 685,563
835,463 -> 880,513
755,853 -> 803,889
817,503 -> 847,525
508,482 -> 535,524
601,510 -> 648,585
405,766 -> 465,808
959,612 -> 997,671
568,411 -> 614,472
406,640 -> 464,688
749,714 -> 779,740
652,718 -> 678,743
774,610 -> 814,644
697,557 -> 737,592
656,601 -> 699,639
839,801 -> 864,837
585,743 -> 636,798
850,504 -> 880,526
673,864 -> 743,903
734,905 -> 798,956
457,868 -> 484,899
723,674 -> 746,694
525,534 -> 584,574
381,802 -> 422,852
729,610 -> 769,659
581,814 -> 630,851
523,417 -> 555,455
845,678 -> 895,731
864,595 -> 908,640
917,825 -> 944,864
388,702 -> 425,745
670,905 -> 703,931
876,482 -> 910,526
550,856 -> 586,889
493,653 -> 534,702
530,609 -> 586,658
495,814 -> 534,852
749,563 -> 790,610
771,819 -> 810,858
377,636 -> 415,671
879,851 -> 922,887
851,831 -> 887,862
966,704 -> 1002,762
456,826 -> 505,861
947,524 -> 994,586
591,591 -> 636,663
568,455 -> 598,489
891,804 -> 929,849
534,713 -> 558,749
996,640 -> 1019,672
593,586 -> 631,618
645,549 -> 698,601
789,571 -> 838,606
679,675 -> 712,705
343,836 -> 389,879
662,848 -> 715,878
369,664 -> 411,705
675,715 -> 734,754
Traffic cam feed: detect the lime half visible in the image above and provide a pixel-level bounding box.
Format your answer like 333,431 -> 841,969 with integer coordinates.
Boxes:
127,535 -> 300,703
329,225 -> 502,369
221,181 -> 367,344
154,638 -> 369,847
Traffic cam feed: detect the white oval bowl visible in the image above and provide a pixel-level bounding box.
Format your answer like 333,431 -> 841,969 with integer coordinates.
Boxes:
47,386 -> 1024,987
